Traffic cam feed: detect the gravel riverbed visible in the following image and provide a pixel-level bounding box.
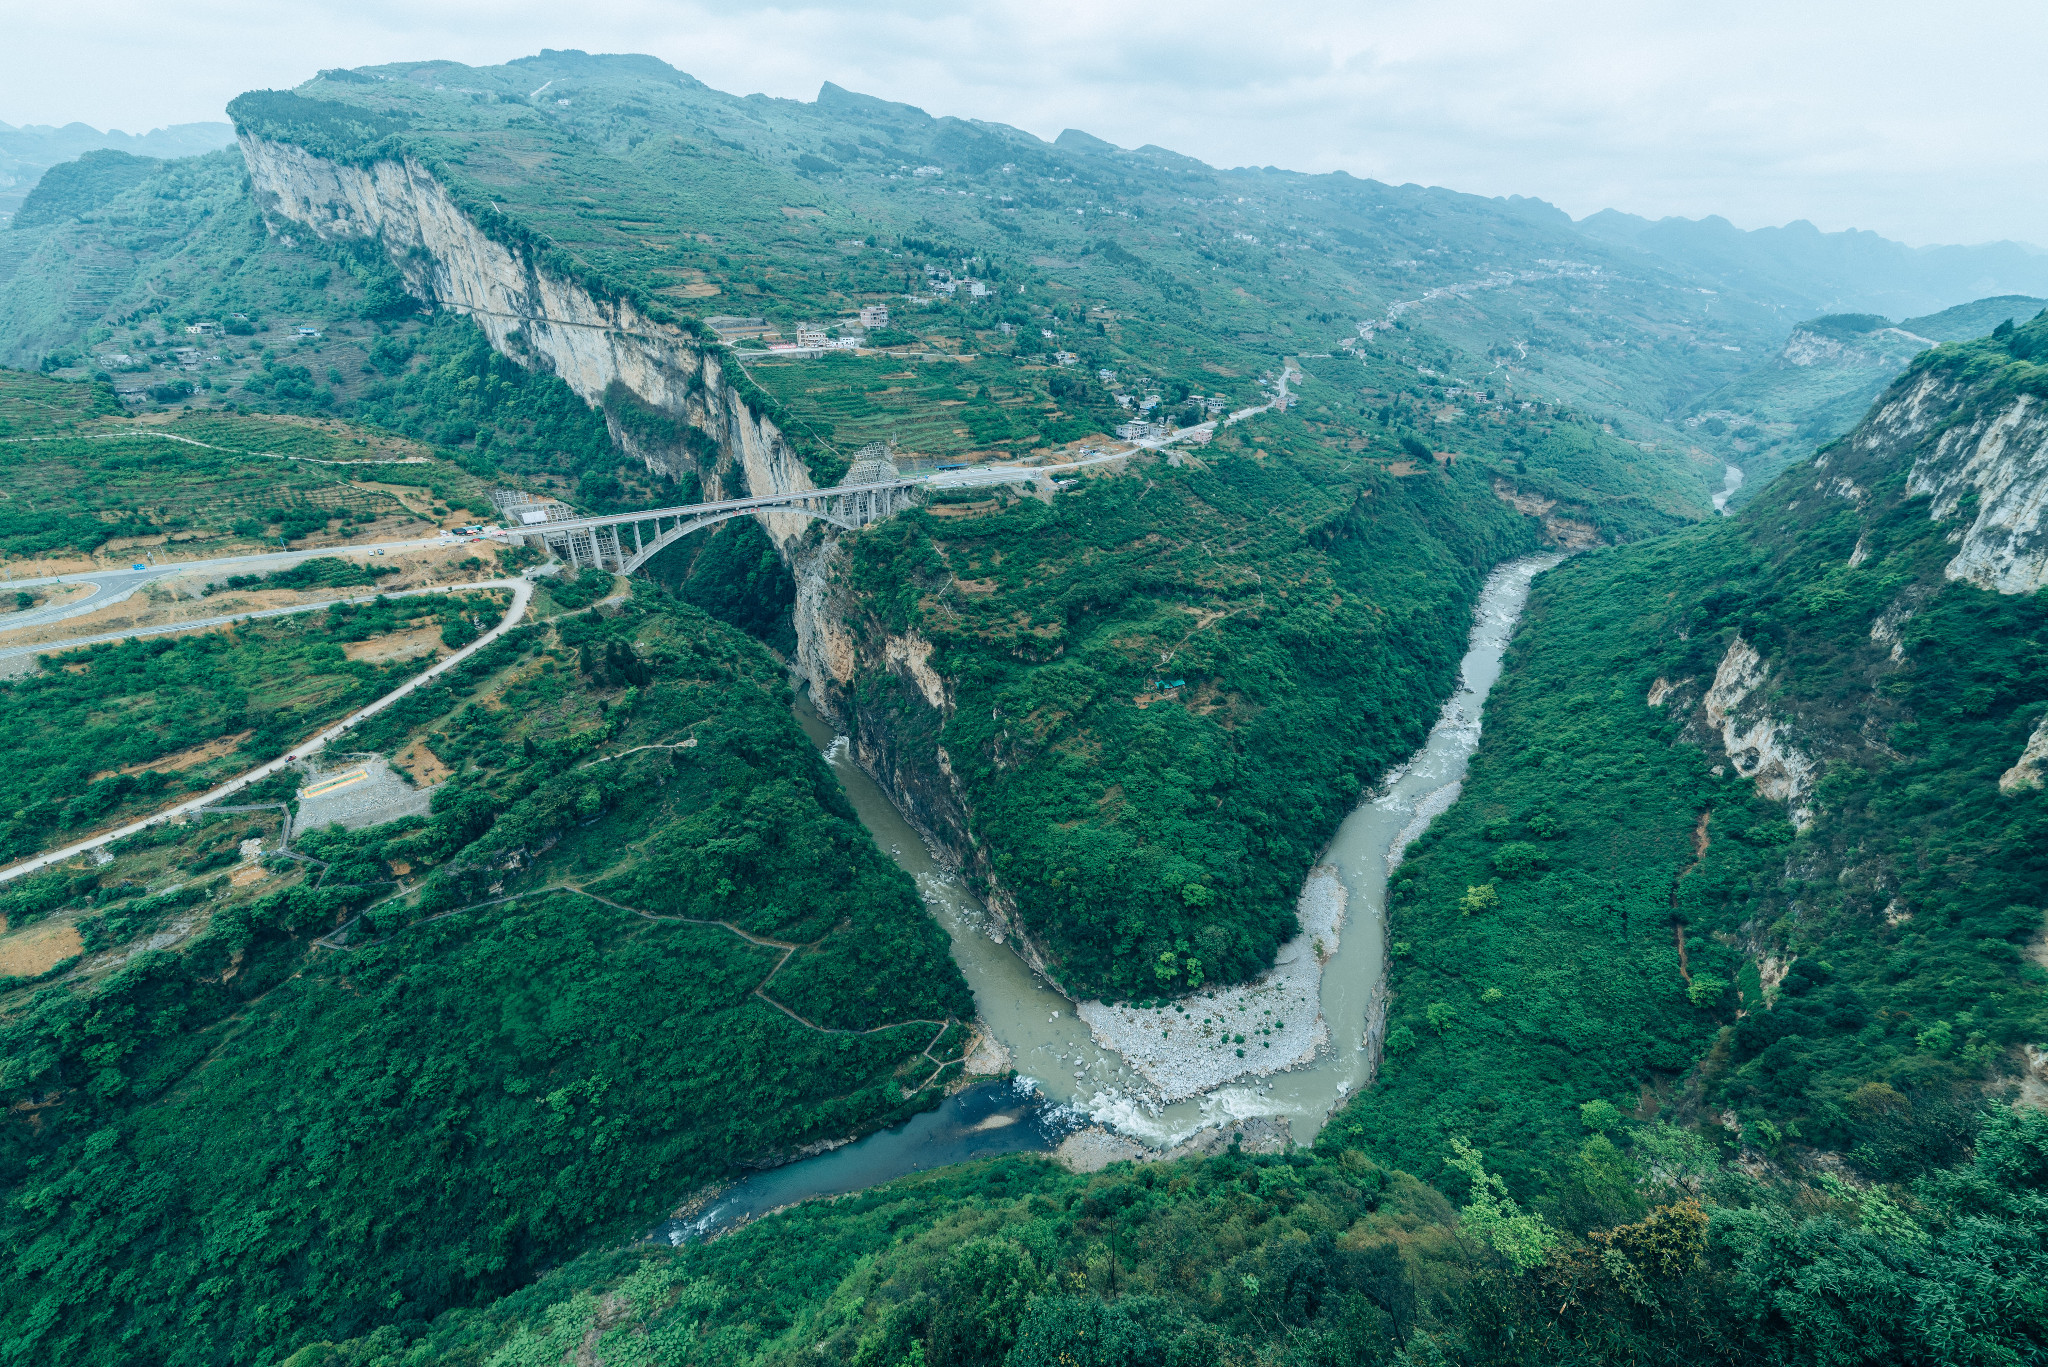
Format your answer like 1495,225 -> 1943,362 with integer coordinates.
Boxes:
1077,867 -> 1347,1102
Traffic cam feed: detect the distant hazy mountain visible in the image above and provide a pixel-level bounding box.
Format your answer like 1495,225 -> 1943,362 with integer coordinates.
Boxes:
1571,208 -> 2048,320
0,119 -> 234,222
1899,292 -> 2048,341
1682,294 -> 2048,502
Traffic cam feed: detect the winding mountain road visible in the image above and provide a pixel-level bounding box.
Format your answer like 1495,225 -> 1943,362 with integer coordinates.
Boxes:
0,577 -> 534,885
0,533 -> 478,637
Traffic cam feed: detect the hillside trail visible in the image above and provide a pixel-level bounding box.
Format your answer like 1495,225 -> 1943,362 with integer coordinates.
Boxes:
317,880 -> 968,1093
1670,811 -> 1712,986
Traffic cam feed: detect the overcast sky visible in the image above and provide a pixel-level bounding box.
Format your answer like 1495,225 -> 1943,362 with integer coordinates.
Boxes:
6,0 -> 2042,246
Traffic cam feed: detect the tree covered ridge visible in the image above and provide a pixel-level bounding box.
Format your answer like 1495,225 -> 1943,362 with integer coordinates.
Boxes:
833,411 -> 1542,1001
294,1104 -> 2048,1367
0,591 -> 970,1366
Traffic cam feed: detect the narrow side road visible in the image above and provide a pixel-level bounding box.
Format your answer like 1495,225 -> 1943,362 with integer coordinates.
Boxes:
0,578 -> 524,666
320,880 -> 969,1093
0,532 -> 490,636
0,577 -> 534,885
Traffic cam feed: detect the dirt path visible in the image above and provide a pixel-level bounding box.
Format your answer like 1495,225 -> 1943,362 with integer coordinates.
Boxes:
1669,811 -> 1711,986
318,881 -> 967,1091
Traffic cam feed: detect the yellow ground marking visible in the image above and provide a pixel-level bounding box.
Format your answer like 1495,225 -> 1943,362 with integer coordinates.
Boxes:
303,769 -> 369,799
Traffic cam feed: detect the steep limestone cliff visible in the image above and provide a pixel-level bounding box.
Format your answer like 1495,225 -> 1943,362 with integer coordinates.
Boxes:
791,537 -> 1044,963
241,134 -> 1031,939
1649,636 -> 1820,829
1827,368 -> 2048,595
1696,634 -> 1817,827
239,135 -> 822,544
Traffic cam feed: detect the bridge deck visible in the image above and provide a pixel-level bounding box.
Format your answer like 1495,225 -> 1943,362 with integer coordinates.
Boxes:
497,435 -> 1211,573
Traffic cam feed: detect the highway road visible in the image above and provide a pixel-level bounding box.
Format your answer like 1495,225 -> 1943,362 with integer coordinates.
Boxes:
0,576 -> 535,885
0,576 -> 531,667
0,533 -> 470,637
0,426 -> 1234,639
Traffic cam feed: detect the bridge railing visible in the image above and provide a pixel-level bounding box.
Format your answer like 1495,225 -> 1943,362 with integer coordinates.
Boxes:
502,447 -> 1143,575
515,477 -> 937,574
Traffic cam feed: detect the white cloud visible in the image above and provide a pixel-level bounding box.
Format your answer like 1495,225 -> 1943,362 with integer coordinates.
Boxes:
5,0 -> 2041,245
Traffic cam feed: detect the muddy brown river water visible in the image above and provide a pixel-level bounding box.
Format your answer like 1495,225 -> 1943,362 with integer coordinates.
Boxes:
662,552 -> 1561,1240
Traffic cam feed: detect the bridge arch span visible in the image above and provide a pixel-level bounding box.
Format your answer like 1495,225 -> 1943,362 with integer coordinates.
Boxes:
618,506 -> 858,575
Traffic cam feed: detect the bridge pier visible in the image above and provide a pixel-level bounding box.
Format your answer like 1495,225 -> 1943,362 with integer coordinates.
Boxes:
514,458 -> 938,578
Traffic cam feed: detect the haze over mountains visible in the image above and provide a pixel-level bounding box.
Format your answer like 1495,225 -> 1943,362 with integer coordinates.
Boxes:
0,120 -> 234,224
1570,209 -> 2048,320
0,44 -> 2044,1367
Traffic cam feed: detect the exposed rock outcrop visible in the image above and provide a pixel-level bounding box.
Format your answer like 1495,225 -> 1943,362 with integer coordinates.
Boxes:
1491,478 -> 1601,548
2000,715 -> 2048,793
1778,323 -> 1930,370
1827,369 -> 2048,595
1693,635 -> 1817,827
238,135 -> 821,544
789,538 -> 1058,974
1868,584 -> 1932,664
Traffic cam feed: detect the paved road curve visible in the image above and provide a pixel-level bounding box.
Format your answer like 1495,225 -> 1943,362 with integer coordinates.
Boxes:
0,578 -> 524,666
0,534 -> 471,636
0,576 -> 534,885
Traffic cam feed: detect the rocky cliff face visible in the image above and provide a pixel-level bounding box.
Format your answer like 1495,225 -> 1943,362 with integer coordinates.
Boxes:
1650,636 -> 1822,829
1697,635 -> 1817,827
1670,329 -> 2048,812
242,135 -> 929,792
791,538 -> 1046,963
239,135 -> 820,543
1827,367 -> 2048,595
1778,323 -> 1928,370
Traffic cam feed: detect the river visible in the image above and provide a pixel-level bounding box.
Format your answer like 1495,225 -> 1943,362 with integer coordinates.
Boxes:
662,552 -> 1560,1240
1713,462 -> 1745,514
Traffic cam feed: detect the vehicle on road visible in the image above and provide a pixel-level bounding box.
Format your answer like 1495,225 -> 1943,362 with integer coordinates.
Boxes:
132,563 -> 146,570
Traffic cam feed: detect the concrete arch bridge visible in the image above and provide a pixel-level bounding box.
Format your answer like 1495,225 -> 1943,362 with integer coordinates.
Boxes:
492,440 -> 1155,576
508,451 -> 921,575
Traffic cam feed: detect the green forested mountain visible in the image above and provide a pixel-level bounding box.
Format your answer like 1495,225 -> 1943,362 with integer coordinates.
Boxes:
81,54 -> 1725,999
1332,314 -> 2048,1193
0,50 -> 1852,460
286,220 -> 2048,1367
2,47 -> 2045,1367
0,585 -> 973,1364
0,118 -> 234,225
